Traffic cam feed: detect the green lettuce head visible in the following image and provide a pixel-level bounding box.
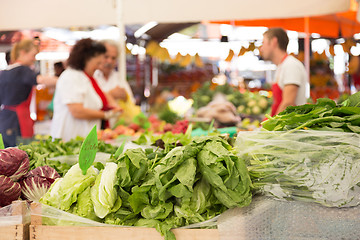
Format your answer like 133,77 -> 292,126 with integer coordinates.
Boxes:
91,162 -> 122,218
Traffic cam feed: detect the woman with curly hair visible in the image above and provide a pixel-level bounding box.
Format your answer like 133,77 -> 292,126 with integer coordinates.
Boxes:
51,38 -> 121,141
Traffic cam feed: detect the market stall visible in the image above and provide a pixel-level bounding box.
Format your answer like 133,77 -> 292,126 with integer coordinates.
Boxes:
2,0 -> 360,239
1,92 -> 360,240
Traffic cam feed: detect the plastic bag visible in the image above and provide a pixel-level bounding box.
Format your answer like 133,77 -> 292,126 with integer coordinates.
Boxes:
31,203 -> 110,227
31,203 -> 218,229
0,201 -> 30,226
218,195 -> 360,240
235,130 -> 360,207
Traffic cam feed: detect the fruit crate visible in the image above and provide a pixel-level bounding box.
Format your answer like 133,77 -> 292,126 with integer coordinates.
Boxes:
0,201 -> 29,240
30,203 -> 219,240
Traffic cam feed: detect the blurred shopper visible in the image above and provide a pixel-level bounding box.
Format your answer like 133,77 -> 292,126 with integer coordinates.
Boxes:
47,61 -> 66,113
260,27 -> 308,116
50,38 -> 121,141
94,40 -> 135,103
0,39 -> 57,147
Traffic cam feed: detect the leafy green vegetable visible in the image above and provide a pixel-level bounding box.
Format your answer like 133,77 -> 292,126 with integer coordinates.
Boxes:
191,82 -> 246,110
262,92 -> 360,133
59,164 -> 97,211
133,112 -> 151,129
158,104 -> 180,124
41,135 -> 251,240
0,134 -> 4,149
39,178 -> 63,207
91,162 -> 121,218
72,186 -> 99,221
341,91 -> 360,107
40,163 -> 97,211
114,136 -> 250,239
18,136 -> 117,176
115,148 -> 149,189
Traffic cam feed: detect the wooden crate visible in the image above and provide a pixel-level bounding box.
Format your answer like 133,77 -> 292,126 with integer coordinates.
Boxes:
0,201 -> 29,240
30,203 -> 219,240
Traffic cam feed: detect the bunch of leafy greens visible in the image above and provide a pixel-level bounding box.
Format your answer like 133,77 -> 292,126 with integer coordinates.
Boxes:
191,81 -> 244,109
158,104 -> 180,124
235,130 -> 360,208
18,136 -> 118,176
133,127 -> 193,153
262,92 -> 360,133
107,135 -> 252,240
41,135 -> 252,240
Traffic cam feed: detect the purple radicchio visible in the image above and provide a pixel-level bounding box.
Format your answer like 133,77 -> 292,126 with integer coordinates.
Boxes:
0,148 -> 29,181
20,166 -> 60,202
0,175 -> 21,207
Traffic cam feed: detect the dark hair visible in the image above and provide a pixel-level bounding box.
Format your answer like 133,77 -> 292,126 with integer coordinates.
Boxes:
54,61 -> 65,77
264,28 -> 289,52
67,38 -> 106,70
54,61 -> 64,68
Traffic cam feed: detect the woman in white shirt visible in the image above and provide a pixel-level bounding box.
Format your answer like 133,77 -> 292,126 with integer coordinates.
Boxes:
51,38 -> 121,141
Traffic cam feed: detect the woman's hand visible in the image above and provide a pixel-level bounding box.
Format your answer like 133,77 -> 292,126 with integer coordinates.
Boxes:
104,107 -> 122,120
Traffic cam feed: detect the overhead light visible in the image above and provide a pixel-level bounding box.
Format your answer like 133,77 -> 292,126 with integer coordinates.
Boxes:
134,21 -> 158,38
311,33 -> 321,39
336,38 -> 345,44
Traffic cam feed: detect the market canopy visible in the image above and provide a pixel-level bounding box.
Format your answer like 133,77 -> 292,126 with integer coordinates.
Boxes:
211,1 -> 360,38
0,0 -> 352,31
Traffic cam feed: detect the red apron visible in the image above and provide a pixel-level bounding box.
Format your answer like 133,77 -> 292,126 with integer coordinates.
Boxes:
83,71 -> 112,128
271,83 -> 283,117
4,88 -> 34,138
270,54 -> 288,116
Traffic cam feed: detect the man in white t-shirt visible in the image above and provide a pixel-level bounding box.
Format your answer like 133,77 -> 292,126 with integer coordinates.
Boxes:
94,40 -> 135,103
260,27 -> 309,116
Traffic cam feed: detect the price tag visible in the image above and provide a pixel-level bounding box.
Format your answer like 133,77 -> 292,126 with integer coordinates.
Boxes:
0,134 -> 4,149
79,125 -> 98,175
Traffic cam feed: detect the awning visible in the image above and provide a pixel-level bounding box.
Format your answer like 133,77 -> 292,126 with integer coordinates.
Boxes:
0,0 -> 351,31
